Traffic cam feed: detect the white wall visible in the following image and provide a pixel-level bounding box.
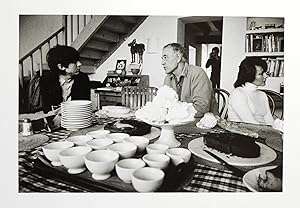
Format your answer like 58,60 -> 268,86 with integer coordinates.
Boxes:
89,16 -> 179,88
19,15 -> 63,57
19,15 -> 63,76
221,16 -> 247,93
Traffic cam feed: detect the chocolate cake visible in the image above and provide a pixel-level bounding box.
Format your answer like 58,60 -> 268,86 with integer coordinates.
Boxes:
104,119 -> 151,136
203,132 -> 260,158
258,165 -> 282,192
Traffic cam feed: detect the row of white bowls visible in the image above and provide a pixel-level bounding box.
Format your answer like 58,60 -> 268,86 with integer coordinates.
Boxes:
42,129 -> 191,192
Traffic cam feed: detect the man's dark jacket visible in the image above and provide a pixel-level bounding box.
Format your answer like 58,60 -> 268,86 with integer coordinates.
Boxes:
40,71 -> 91,113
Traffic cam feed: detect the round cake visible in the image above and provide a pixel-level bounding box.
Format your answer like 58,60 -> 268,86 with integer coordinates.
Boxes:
104,119 -> 151,136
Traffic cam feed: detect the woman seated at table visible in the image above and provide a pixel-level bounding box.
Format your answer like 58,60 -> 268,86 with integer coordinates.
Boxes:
40,45 -> 91,125
228,57 -> 278,126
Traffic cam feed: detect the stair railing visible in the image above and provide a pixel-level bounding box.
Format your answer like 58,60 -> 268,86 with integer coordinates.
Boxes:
19,15 -> 93,88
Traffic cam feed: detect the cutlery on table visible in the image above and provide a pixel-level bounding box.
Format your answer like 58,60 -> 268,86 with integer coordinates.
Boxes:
203,149 -> 245,177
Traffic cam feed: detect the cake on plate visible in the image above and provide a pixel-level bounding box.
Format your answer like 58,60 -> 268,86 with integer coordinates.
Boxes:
104,119 -> 151,136
203,132 -> 260,158
258,165 -> 282,192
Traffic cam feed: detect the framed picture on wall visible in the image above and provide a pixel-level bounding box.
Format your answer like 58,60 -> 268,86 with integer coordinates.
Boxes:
115,59 -> 127,74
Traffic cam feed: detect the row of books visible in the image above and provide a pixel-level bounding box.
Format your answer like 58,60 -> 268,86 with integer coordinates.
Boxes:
246,34 -> 284,53
263,58 -> 284,77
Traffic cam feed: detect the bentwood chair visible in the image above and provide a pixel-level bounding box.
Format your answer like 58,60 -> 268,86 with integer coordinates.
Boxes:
121,86 -> 158,111
213,88 -> 230,119
259,89 -> 283,120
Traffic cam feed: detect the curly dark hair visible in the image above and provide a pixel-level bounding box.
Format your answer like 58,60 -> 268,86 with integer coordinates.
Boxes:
163,43 -> 188,62
46,45 -> 80,75
234,57 -> 268,88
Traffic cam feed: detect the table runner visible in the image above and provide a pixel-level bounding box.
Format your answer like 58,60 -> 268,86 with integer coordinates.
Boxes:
19,125 -> 249,192
183,163 -> 248,192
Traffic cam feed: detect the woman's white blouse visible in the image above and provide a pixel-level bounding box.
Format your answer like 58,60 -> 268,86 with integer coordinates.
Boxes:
228,82 -> 274,125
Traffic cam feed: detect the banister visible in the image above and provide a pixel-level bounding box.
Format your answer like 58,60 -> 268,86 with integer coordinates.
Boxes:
19,27 -> 65,63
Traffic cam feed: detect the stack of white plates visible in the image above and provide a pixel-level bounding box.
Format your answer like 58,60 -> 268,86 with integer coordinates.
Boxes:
61,100 -> 92,131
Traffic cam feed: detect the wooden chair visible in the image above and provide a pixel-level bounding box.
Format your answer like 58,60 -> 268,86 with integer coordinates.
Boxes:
259,89 -> 283,120
213,88 -> 230,119
121,86 -> 158,110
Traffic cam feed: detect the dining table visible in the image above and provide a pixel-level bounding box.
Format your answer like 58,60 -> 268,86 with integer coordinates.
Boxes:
18,113 -> 283,193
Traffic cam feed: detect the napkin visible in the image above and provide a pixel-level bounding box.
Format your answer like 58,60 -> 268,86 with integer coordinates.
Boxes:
272,119 -> 283,132
196,112 -> 217,129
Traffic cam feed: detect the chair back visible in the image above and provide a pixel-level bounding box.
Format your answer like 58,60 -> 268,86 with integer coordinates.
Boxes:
259,89 -> 283,120
213,88 -> 230,119
121,86 -> 158,110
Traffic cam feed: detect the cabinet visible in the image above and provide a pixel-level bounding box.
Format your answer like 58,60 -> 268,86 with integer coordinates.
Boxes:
103,74 -> 149,88
245,17 -> 284,94
90,74 -> 151,108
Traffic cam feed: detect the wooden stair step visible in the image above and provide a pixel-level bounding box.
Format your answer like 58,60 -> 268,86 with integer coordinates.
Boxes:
80,48 -> 105,60
85,40 -> 111,52
102,18 -> 128,34
80,65 -> 96,74
117,16 -> 139,24
80,57 -> 98,66
93,30 -> 120,43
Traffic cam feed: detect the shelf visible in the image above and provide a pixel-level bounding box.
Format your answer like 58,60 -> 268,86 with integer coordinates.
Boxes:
246,28 -> 284,34
106,74 -> 142,78
245,52 -> 284,57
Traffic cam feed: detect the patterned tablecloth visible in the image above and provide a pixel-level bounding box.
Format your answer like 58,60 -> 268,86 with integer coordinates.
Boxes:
19,117 -> 251,193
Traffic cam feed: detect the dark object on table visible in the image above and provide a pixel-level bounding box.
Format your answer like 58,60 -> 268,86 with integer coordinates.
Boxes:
265,24 -> 275,29
104,119 -> 151,136
258,165 -> 282,192
90,81 -> 105,89
29,115 -> 58,132
203,132 -> 260,158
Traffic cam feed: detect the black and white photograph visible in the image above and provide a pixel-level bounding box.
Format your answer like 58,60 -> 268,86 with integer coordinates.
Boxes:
2,0 -> 299,207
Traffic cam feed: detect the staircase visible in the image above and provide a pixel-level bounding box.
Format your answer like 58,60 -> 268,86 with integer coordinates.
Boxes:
19,15 -> 148,84
72,15 -> 147,73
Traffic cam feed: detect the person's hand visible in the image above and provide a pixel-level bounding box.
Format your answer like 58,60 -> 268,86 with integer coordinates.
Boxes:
52,107 -> 61,129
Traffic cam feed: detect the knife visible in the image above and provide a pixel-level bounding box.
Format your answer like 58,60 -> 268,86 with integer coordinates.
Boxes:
203,149 -> 245,177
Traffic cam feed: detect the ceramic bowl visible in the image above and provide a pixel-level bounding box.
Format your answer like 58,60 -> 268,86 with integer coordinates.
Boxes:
42,141 -> 74,166
166,148 -> 191,166
66,135 -> 93,146
115,158 -> 146,183
131,167 -> 165,192
124,136 -> 149,153
105,133 -> 130,143
59,146 -> 92,174
86,129 -> 110,139
107,142 -> 137,159
142,153 -> 170,170
85,138 -> 113,150
85,150 -> 119,180
146,143 -> 169,154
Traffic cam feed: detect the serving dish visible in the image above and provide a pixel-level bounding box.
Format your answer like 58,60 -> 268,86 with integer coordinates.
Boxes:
188,137 -> 277,166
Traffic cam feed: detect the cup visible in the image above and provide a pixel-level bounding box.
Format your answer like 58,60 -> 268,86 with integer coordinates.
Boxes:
166,148 -> 191,166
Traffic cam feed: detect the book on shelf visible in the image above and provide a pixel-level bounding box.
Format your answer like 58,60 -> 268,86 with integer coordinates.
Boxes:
246,33 -> 284,53
273,58 -> 280,77
265,58 -> 284,77
253,35 -> 263,52
278,60 -> 284,77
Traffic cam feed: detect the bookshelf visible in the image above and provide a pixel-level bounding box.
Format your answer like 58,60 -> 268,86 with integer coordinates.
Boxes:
245,17 -> 284,93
